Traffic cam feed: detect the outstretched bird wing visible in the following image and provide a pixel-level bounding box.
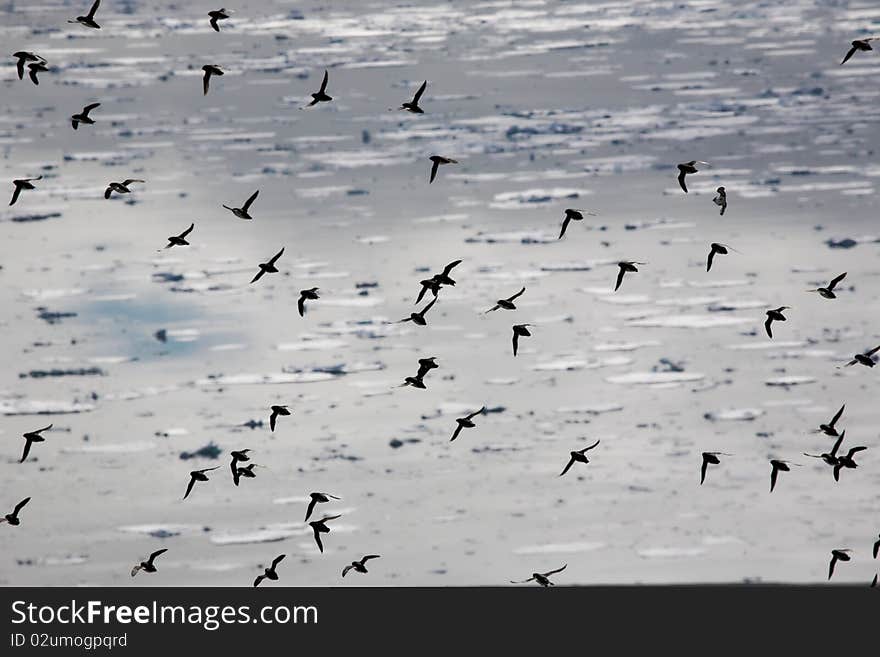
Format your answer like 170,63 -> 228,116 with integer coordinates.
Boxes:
467,407 -> 486,420
13,497 -> 31,515
450,423 -> 463,442
412,80 -> 427,104
342,565 -> 353,577
271,554 -> 286,569
841,45 -> 858,65
131,565 -> 142,577
19,439 -> 33,463
541,564 -> 567,577
830,403 -> 845,427
16,56 -> 26,80
829,556 -> 837,580
28,65 -> 41,85
583,439 -> 600,452
183,476 -> 196,499
180,223 -> 194,239
83,102 -> 101,116
298,295 -> 306,317
148,548 -> 168,565
429,159 -> 440,183
846,446 -> 867,459
419,297 -> 437,317
677,169 -> 688,193
828,272 -> 847,291
242,189 -> 259,212
510,576 -> 536,584
362,555 -> 381,563
253,574 -> 265,588
122,179 -> 144,187
442,260 -> 462,276
508,287 -> 526,302
104,186 -> 113,199
268,247 -> 284,266
559,456 -> 576,477
304,497 -> 317,522
700,459 -> 708,485
707,248 -> 716,272
203,69 -> 212,95
313,529 -> 324,553
866,345 -> 880,357
558,216 -> 570,239
764,316 -> 773,339
614,266 -> 626,292
269,409 -> 278,432
87,0 -> 101,20
831,433 -> 845,457
319,70 -> 329,93
770,465 -> 778,492
10,185 -> 22,206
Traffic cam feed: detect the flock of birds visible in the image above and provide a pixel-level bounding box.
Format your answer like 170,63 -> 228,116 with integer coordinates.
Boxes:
3,2 -> 880,587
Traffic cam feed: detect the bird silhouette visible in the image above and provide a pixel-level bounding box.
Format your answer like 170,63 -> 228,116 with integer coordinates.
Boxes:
833,442 -> 867,482
131,548 -> 167,577
104,179 -> 144,199
804,430 -> 848,467
841,38 -> 876,65
250,247 -> 284,284
399,297 -> 437,326
223,190 -> 259,219
415,276 -> 442,304
229,449 -> 251,484
201,65 -> 224,95
510,564 -> 567,587
557,208 -> 596,239
269,405 -> 290,432
873,534 -> 879,560
71,102 -> 100,130
162,223 -> 194,250
614,261 -> 645,292
233,463 -> 260,487
416,357 -> 439,378
828,549 -> 852,580
13,51 -> 43,80
254,554 -> 285,587
769,459 -> 799,492
27,60 -> 49,85
342,555 -> 381,577
9,176 -> 42,206
511,324 -> 532,356
713,186 -> 727,215
677,160 -> 709,193
450,407 -> 485,442
807,272 -> 846,299
706,243 -> 735,272
400,80 -> 427,113
700,451 -> 732,485
817,404 -> 845,436
843,345 -> 880,368
432,259 -> 462,287
764,306 -> 790,339
309,515 -> 341,553
208,8 -> 230,32
305,70 -> 332,107
428,156 -> 457,183
485,287 -> 525,313
298,288 -> 320,317
20,424 -> 51,463
68,0 -> 101,29
305,492 -> 340,523
559,440 -> 600,476
183,467 -> 220,500
400,373 -> 426,389
1,497 -> 31,526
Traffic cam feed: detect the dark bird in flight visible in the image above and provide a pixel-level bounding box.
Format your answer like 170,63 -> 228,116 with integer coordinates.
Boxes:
20,424 -> 51,463
208,8 -> 230,32
9,176 -> 41,206
400,373 -> 426,389
131,548 -> 167,577
305,492 -> 340,523
306,70 -> 332,107
162,223 -> 194,250
68,0 -> 102,29
450,407 -> 485,442
233,464 -> 259,485
808,272 -> 846,299
415,276 -> 442,304
485,287 -> 525,313
298,288 -> 319,317
843,345 -> 880,368
27,60 -> 49,85
677,160 -> 709,193
804,430 -> 848,467
223,189 -> 259,219
400,80 -> 427,113
416,357 -> 438,378
706,243 -> 734,272
817,404 -> 845,437
559,439 -> 600,477
764,306 -> 790,339
13,52 -> 43,80
557,208 -> 597,239
202,65 -> 224,95
510,564 -> 567,587
183,467 -> 220,500
428,156 -> 457,183
250,247 -> 284,284
833,442 -> 867,482
828,549 -> 852,580
1,497 -> 31,526
841,38 -> 876,65
254,554 -> 285,587
700,451 -> 732,485
713,186 -> 727,215
769,459 -> 799,492
433,259 -> 462,287
104,179 -> 144,199
399,297 -> 437,326
269,405 -> 290,432
511,323 -> 532,356
71,102 -> 100,130
342,555 -> 381,577
614,261 -> 645,292
309,515 -> 341,553
229,449 -> 251,484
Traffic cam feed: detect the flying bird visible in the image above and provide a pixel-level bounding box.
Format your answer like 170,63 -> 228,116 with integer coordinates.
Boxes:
304,492 -> 340,523
208,8 -> 230,32
428,156 -> 457,183
201,65 -> 224,95
229,449 -> 251,484
416,357 -> 439,378
700,451 -> 732,485
9,176 -> 42,206
804,430 -> 848,467
250,247 -> 284,284
557,208 -> 596,239
842,345 -> 880,368
254,554 -> 285,587
13,51 -> 43,80
808,272 -> 846,299
68,0 -> 102,29
841,38 -> 876,65
677,160 -> 709,193
269,405 -> 290,432
817,404 -> 845,437
27,60 -> 49,85
223,189 -> 259,220
0,497 -> 31,526
764,306 -> 790,339
298,288 -> 320,317
706,243 -> 734,272
305,69 -> 332,107
71,102 -> 100,130
433,259 -> 462,287
511,324 -> 532,356
162,223 -> 194,250
713,186 -> 727,215
510,564 -> 567,587
399,297 -> 437,326
834,443 -> 867,482
485,287 -> 525,313
769,459 -> 799,492
131,548 -> 167,577
400,80 -> 427,113
400,374 -> 426,389
342,555 -> 381,577
183,467 -> 220,500
559,440 -> 600,477
828,549 -> 852,580
309,515 -> 341,553
20,424 -> 51,463
415,276 -> 442,304
450,407 -> 485,442
614,261 -> 645,292
104,179 -> 144,199
233,463 -> 260,486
